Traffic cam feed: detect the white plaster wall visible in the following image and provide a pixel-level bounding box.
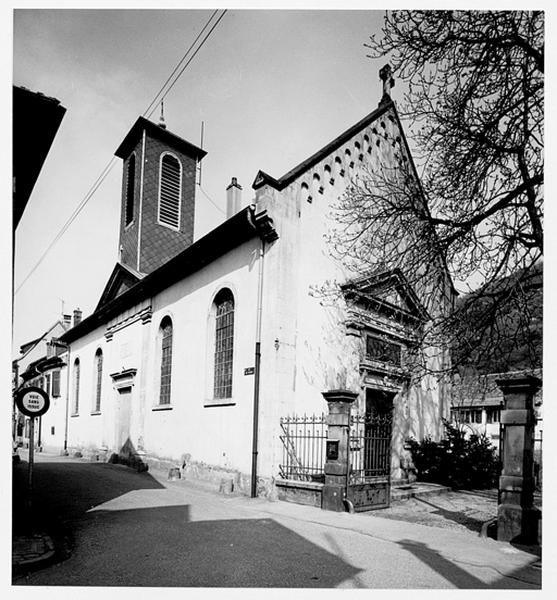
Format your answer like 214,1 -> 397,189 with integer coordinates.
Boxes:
38,360 -> 69,453
254,105 -> 453,481
66,238 -> 260,476
66,325 -> 120,452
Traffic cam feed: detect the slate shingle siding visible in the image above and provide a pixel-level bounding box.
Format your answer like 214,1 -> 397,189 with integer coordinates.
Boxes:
118,132 -> 196,274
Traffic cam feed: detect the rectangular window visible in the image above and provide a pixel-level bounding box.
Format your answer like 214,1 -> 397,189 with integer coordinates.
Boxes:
366,336 -> 402,366
51,370 -> 61,397
486,408 -> 500,424
51,426 -> 55,435
45,374 -> 51,396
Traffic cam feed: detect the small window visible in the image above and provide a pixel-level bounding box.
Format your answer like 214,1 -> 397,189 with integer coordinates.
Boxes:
158,153 -> 182,229
51,426 -> 55,435
486,408 -> 501,424
51,370 -> 61,397
45,373 -> 51,396
213,289 -> 234,399
159,317 -> 173,405
93,349 -> 103,413
125,154 -> 136,226
73,358 -> 80,415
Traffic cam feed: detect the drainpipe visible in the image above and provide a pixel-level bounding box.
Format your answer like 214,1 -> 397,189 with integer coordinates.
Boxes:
250,236 -> 265,498
63,345 -> 71,455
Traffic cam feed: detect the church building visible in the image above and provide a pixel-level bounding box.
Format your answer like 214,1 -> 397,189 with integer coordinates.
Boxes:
60,69 -> 454,500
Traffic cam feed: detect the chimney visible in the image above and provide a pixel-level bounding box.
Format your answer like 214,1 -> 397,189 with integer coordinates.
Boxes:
226,177 -> 242,219
73,308 -> 82,328
63,314 -> 72,328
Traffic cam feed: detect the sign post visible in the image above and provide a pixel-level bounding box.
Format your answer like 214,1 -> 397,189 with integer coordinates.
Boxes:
14,387 -> 50,512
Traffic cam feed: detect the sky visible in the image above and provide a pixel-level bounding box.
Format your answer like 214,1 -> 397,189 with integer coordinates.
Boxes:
11,6 -> 392,356
9,3 -> 554,360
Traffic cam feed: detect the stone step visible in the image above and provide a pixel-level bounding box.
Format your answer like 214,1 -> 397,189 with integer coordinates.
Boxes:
391,482 -> 451,501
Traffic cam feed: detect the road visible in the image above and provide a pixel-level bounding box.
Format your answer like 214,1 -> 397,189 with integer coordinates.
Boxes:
12,452 -> 541,588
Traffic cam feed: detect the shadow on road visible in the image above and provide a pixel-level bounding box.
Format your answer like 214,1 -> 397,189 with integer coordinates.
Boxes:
397,539 -> 540,589
13,457 -> 165,536
17,503 -> 363,587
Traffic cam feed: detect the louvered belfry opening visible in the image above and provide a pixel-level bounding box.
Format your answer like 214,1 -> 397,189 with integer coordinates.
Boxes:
125,154 -> 135,226
158,153 -> 182,229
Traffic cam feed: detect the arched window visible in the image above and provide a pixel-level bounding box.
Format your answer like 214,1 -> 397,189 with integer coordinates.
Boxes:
72,358 -> 80,415
158,153 -> 182,229
125,153 -> 136,226
213,289 -> 234,399
159,317 -> 173,405
93,349 -> 103,413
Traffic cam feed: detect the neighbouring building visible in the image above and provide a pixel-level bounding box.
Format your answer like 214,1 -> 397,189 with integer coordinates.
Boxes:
13,85 -> 66,231
59,69 -> 455,498
13,312 -> 78,452
450,369 -> 543,452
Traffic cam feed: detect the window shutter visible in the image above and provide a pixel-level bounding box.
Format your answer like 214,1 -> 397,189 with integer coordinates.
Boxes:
52,370 -> 60,397
158,154 -> 181,229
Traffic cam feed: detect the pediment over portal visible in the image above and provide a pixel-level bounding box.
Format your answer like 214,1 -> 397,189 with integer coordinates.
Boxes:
342,268 -> 429,325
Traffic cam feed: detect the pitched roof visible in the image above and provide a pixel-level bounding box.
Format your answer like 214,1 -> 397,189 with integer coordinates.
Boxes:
451,369 -> 543,408
115,116 -> 207,161
60,206 -> 277,344
252,100 -> 393,191
95,262 -> 144,311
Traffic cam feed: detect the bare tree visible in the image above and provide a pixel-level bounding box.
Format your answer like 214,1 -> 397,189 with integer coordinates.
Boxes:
332,10 -> 543,374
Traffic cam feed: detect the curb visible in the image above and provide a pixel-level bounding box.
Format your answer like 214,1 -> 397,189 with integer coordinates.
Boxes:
480,517 -> 497,538
12,534 -> 56,569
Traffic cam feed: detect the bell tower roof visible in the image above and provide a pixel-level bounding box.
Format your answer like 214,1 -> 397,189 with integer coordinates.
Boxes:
115,116 -> 206,161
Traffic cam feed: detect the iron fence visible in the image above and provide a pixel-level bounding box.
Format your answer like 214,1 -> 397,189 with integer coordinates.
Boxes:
349,413 -> 392,483
279,413 -> 327,481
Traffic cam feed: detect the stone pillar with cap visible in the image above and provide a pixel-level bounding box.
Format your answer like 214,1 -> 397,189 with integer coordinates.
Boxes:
496,375 -> 542,544
321,389 -> 358,512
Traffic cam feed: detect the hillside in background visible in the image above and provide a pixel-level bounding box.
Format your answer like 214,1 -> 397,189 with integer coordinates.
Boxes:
453,262 -> 542,374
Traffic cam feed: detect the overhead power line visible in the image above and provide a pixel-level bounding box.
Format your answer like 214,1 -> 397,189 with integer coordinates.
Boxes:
15,9 -> 228,295
198,184 -> 225,215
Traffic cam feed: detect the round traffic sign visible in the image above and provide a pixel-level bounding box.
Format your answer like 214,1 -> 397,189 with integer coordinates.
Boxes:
15,386 -> 50,418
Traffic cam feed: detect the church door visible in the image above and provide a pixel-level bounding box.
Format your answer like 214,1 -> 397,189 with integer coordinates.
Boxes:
115,387 -> 132,457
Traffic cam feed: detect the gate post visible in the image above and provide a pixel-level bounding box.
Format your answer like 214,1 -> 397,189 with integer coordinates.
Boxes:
321,389 -> 358,512
496,375 -> 542,544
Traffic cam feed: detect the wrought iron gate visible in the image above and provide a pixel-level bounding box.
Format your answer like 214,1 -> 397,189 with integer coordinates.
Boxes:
347,412 -> 392,511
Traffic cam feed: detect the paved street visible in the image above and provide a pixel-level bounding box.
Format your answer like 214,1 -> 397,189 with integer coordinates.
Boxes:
13,452 -> 541,588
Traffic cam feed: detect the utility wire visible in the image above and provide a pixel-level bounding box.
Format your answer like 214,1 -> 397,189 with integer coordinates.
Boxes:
143,9 -> 222,118
145,9 -> 227,117
198,184 -> 226,214
15,9 -> 228,295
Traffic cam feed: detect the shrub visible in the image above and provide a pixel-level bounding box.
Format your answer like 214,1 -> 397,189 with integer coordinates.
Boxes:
407,420 -> 499,489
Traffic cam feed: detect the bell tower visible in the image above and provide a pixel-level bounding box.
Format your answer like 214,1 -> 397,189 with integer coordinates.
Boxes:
114,116 -> 206,275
